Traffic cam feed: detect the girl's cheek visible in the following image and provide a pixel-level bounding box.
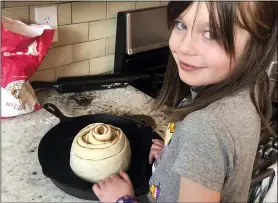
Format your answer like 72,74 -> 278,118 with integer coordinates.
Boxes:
205,48 -> 233,72
169,30 -> 181,53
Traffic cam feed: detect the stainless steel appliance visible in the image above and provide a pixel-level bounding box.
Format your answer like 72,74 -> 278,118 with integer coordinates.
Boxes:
114,6 -> 170,98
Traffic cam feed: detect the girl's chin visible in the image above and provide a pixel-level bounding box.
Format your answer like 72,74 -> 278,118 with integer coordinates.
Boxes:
178,69 -> 205,87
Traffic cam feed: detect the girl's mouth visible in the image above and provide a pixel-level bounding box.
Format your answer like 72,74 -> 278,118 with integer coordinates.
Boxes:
178,60 -> 203,72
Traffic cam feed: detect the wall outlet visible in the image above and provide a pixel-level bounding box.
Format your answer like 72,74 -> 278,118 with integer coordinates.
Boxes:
30,6 -> 58,42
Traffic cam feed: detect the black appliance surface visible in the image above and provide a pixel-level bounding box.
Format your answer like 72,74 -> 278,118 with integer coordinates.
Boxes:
122,47 -> 169,98
114,6 -> 170,98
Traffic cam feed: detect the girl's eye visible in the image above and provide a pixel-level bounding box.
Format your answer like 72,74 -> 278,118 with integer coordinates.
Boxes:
174,21 -> 186,30
204,31 -> 219,40
204,31 -> 212,39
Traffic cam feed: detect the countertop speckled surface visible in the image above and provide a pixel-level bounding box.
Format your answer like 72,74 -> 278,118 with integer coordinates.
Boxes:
2,85 -> 169,202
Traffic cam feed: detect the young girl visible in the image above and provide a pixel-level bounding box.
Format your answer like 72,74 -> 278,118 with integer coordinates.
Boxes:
92,1 -> 277,202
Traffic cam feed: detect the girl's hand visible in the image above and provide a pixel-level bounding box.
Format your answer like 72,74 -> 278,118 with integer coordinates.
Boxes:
92,170 -> 134,203
149,139 -> 165,164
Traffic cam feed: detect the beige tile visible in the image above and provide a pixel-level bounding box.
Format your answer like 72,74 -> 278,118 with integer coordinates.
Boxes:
1,7 -> 29,24
50,1 -> 70,3
51,46 -> 74,68
107,2 -> 135,19
89,19 -> 117,41
74,39 -> 105,62
58,3 -> 71,25
52,23 -> 89,47
160,1 -> 169,6
39,53 -> 52,70
4,1 -> 50,8
1,1 -> 4,8
39,45 -> 73,70
136,1 -> 161,9
106,37 -> 116,55
50,45 -> 74,67
72,2 -> 106,23
90,55 -> 114,75
29,68 -> 55,82
55,61 -> 90,78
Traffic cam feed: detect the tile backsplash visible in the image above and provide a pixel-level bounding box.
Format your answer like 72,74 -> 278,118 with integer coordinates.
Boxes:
1,1 -> 168,81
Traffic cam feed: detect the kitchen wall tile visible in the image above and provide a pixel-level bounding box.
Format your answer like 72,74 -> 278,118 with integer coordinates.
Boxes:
50,1 -> 71,3
1,6 -> 29,23
55,61 -> 90,78
90,55 -> 114,75
3,1 -> 50,8
30,68 -> 55,82
160,1 -> 169,6
39,45 -> 73,70
105,37 -> 116,55
1,1 -> 4,8
107,2 -> 135,19
58,3 -> 71,25
52,23 -> 89,47
51,45 -> 74,67
73,39 -> 106,62
39,53 -> 52,70
135,1 -> 161,9
89,19 -> 117,41
50,1 -> 64,3
72,2 -> 106,23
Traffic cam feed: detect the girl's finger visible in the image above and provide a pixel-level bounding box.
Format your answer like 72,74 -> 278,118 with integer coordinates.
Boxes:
97,180 -> 104,188
152,139 -> 165,147
149,149 -> 161,164
149,152 -> 156,164
109,174 -> 118,180
151,143 -> 164,150
92,184 -> 100,196
119,170 -> 132,185
104,177 -> 112,184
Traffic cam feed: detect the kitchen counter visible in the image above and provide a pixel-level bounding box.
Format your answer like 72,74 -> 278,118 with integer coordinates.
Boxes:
1,85 -> 169,202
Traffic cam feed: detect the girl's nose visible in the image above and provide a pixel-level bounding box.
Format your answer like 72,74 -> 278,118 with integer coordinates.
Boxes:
179,32 -> 198,56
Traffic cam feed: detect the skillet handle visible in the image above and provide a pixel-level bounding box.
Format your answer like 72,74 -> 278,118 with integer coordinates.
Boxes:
43,103 -> 70,122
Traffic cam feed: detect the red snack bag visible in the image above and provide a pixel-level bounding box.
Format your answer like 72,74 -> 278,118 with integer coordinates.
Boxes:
1,17 -> 54,118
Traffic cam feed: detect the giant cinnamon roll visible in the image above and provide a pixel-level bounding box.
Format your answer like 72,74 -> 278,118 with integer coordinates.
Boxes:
70,123 -> 131,183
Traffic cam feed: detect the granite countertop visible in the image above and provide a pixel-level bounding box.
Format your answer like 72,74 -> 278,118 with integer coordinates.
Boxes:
2,85 -> 169,202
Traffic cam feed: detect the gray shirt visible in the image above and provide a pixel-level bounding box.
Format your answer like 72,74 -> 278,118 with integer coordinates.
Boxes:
147,89 -> 261,202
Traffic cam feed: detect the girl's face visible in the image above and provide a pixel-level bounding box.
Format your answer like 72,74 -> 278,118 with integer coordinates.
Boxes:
169,2 -> 250,86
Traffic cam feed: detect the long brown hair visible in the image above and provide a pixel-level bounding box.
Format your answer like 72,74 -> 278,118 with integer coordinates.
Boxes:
155,1 -> 277,142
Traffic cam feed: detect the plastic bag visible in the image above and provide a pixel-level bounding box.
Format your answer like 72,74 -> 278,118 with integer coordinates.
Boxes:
1,16 -> 54,118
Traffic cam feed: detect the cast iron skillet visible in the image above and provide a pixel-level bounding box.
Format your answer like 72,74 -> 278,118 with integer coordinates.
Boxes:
38,103 -> 162,200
